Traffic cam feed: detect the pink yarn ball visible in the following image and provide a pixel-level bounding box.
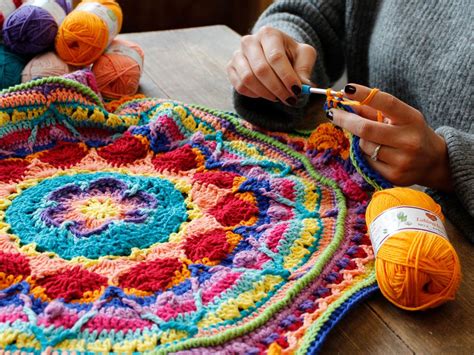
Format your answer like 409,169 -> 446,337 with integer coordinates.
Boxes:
21,51 -> 75,82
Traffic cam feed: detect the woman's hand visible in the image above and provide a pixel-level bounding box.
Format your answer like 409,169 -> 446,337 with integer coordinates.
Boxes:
329,84 -> 453,191
226,26 -> 317,106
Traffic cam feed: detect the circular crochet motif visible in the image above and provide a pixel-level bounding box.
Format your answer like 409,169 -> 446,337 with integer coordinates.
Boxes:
6,173 -> 188,259
0,77 -> 377,354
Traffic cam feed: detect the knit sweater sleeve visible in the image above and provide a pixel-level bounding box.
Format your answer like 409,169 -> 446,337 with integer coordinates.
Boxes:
233,0 -> 345,131
429,127 -> 474,242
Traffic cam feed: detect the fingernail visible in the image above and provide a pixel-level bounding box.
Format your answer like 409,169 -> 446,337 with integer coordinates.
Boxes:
286,97 -> 297,106
344,85 -> 356,94
291,85 -> 301,95
326,110 -> 333,121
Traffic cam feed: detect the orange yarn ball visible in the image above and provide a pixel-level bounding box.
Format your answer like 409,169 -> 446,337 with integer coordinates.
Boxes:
366,187 -> 461,311
55,0 -> 122,66
92,38 -> 144,99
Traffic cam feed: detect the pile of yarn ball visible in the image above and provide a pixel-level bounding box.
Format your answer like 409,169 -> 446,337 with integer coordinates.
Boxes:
366,187 -> 461,311
1,0 -> 144,99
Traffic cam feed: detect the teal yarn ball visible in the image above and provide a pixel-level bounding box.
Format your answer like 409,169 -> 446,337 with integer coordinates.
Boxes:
0,44 -> 26,89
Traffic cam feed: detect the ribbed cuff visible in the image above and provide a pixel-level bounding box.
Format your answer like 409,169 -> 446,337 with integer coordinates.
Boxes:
233,17 -> 328,131
426,189 -> 474,243
433,126 -> 474,242
233,91 -> 310,131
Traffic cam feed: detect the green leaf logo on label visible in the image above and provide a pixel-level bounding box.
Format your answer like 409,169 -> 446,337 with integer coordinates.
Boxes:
107,9 -> 117,21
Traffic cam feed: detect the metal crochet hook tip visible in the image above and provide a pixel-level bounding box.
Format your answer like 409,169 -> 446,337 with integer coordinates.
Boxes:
301,84 -> 340,96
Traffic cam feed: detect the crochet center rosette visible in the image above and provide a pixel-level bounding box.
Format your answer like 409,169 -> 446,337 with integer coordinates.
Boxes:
0,77 -> 378,354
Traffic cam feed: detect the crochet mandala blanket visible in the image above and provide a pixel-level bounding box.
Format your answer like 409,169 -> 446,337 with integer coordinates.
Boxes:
0,77 -> 380,354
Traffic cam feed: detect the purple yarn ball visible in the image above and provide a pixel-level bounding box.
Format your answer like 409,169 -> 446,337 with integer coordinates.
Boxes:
3,0 -> 71,55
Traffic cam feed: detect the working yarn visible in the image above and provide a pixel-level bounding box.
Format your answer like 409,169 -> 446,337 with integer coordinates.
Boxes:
0,43 -> 26,89
56,0 -> 123,66
0,0 -> 22,29
92,38 -> 144,99
0,74 -> 378,353
366,188 -> 461,311
21,51 -> 74,82
3,0 -> 71,55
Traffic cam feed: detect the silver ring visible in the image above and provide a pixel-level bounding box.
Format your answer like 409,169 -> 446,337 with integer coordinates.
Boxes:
370,144 -> 382,161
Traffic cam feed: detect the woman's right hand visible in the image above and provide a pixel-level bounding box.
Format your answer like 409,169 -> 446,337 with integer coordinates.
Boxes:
226,26 -> 317,106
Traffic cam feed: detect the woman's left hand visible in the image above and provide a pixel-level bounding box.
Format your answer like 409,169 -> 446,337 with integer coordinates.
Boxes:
329,84 -> 453,191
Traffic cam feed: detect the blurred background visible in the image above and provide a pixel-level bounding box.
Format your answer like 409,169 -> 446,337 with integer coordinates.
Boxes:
72,0 -> 274,34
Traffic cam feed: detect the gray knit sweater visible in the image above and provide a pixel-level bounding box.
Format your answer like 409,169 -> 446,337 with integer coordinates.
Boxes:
233,0 -> 474,241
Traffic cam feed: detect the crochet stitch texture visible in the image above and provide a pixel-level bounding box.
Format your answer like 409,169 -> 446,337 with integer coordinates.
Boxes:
0,76 -> 383,354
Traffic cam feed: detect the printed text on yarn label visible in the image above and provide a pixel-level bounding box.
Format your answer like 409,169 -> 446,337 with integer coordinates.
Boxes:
369,206 -> 448,255
106,43 -> 143,71
76,2 -> 119,46
26,0 -> 66,25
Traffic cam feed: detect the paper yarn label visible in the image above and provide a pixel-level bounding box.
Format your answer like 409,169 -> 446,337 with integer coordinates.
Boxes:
0,1 -> 17,17
26,0 -> 67,25
77,2 -> 119,45
369,206 -> 448,255
106,42 -> 143,71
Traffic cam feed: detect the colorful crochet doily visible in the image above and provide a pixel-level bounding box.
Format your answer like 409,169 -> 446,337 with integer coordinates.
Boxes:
0,77 -> 380,354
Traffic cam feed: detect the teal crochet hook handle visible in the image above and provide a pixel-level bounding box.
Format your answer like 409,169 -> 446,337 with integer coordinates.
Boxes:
301,84 -> 340,96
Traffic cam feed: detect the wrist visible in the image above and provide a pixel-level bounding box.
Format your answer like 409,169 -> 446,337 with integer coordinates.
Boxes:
425,134 -> 453,191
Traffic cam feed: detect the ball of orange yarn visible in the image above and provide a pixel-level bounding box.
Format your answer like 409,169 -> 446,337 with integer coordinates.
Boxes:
21,51 -> 75,82
92,38 -> 144,99
55,0 -> 122,66
366,187 -> 461,311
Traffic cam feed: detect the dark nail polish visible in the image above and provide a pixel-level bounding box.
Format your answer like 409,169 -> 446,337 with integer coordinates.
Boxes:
286,97 -> 297,106
344,85 -> 356,94
326,110 -> 333,121
291,85 -> 301,95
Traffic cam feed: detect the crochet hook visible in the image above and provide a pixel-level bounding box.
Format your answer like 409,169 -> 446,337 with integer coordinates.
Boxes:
301,84 -> 340,96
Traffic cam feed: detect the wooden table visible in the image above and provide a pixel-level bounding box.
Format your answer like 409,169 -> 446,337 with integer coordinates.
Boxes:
120,25 -> 474,354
